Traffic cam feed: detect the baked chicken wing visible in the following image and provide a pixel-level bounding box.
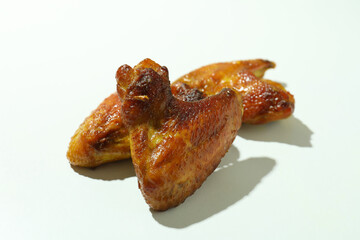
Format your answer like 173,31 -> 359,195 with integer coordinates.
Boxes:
173,59 -> 295,124
67,93 -> 130,167
67,59 -> 294,167
67,82 -> 205,167
117,59 -> 242,210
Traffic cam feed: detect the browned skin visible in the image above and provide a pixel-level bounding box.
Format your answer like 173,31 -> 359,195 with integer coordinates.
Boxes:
67,83 -> 206,167
117,59 -> 242,210
173,59 -> 295,124
67,59 -> 294,167
67,93 -> 130,167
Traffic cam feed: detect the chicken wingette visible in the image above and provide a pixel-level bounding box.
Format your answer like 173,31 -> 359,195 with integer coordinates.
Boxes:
173,59 -> 294,124
67,59 -> 294,167
116,59 -> 242,210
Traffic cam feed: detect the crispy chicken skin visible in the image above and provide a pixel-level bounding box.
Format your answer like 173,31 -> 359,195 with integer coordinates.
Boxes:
117,59 -> 242,210
67,82 -> 205,167
173,59 -> 295,124
67,59 -> 294,167
67,93 -> 130,167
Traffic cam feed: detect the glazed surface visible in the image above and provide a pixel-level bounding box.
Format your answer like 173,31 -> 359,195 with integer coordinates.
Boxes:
117,59 -> 242,210
67,59 -> 294,167
173,59 -> 295,124
67,82 -> 205,167
67,93 -> 130,167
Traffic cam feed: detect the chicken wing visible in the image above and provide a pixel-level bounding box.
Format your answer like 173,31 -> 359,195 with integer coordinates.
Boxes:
66,93 -> 130,167
117,59 -> 242,210
67,82 -> 206,167
67,59 -> 294,167
173,59 -> 295,124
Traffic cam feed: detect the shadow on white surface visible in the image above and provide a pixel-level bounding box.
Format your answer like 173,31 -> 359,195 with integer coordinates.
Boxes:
238,116 -> 313,147
151,146 -> 276,228
71,159 -> 135,180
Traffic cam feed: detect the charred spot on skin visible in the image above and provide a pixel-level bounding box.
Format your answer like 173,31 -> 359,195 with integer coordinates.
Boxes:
135,72 -> 153,88
93,137 -> 113,150
171,82 -> 207,102
277,100 -> 290,109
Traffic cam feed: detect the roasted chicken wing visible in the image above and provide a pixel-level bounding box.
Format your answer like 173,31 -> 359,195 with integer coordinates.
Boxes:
117,59 -> 242,210
67,59 -> 294,167
67,93 -> 130,167
173,59 -> 295,124
67,82 -> 205,167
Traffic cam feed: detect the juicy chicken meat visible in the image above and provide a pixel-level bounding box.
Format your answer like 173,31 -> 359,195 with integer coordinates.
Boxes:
173,59 -> 295,124
67,59 -> 294,167
117,59 -> 242,210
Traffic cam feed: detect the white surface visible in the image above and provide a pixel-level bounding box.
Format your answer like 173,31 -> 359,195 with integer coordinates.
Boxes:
1,0 -> 359,239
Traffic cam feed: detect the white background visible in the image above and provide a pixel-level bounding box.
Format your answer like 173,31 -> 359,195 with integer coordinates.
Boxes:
1,0 -> 359,239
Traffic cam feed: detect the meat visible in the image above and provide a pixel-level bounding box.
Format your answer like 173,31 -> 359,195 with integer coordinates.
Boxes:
173,59 -> 294,124
67,59 -> 294,167
116,59 -> 242,210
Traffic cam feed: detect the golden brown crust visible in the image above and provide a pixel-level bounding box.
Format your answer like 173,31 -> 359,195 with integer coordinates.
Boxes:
67,59 -> 294,167
170,81 -> 207,102
173,59 -> 294,124
66,93 -> 130,167
67,82 -> 206,168
117,59 -> 242,210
